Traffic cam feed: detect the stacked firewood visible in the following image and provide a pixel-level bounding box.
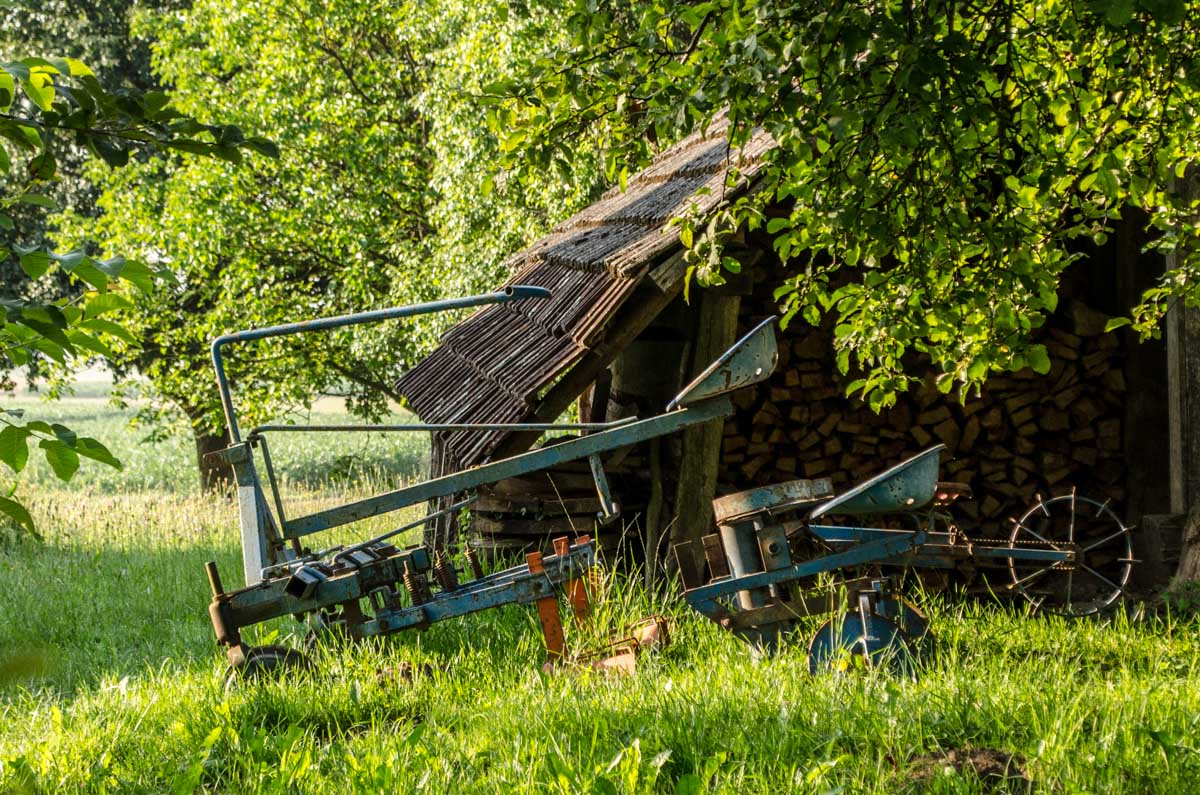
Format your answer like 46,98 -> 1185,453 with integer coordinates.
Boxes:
717,298 -> 1126,537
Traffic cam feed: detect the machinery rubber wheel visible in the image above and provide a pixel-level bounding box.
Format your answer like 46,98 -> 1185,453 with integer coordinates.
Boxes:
1007,492 -> 1134,617
807,609 -> 916,675
223,645 -> 309,693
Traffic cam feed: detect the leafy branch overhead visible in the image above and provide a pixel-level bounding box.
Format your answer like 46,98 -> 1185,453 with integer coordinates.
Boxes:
0,55 -> 276,532
489,0 -> 1200,410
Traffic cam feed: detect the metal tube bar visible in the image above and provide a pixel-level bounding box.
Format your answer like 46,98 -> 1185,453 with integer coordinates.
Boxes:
366,558 -> 594,635
808,525 -> 1072,562
282,396 -> 733,539
211,286 -> 551,442
250,418 -> 636,434
685,530 -> 926,605
256,436 -> 288,530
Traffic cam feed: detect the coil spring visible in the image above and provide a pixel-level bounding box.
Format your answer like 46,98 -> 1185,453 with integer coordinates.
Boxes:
403,561 -> 432,605
464,544 -> 484,580
433,549 -> 460,592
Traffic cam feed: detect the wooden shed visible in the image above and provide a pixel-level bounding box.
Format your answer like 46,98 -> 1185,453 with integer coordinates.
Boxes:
396,116 -> 1184,586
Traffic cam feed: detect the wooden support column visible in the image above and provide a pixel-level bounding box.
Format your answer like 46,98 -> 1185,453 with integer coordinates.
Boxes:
1168,172 -> 1200,516
1115,211 -> 1171,587
670,287 -> 742,559
1168,303 -> 1200,515
1167,169 -> 1200,583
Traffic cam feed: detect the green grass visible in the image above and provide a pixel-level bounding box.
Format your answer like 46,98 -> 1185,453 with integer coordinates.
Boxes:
4,398 -> 1200,793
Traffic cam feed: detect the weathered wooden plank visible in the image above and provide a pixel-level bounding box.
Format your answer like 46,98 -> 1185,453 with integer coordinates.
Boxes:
671,286 -> 742,564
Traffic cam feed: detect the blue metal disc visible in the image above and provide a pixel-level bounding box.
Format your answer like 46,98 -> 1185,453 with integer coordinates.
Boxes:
874,597 -> 931,649
807,610 -> 915,674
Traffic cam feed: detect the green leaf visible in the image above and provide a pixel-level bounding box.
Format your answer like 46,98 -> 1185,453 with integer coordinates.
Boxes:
93,255 -> 127,278
65,329 -> 115,358
50,249 -> 87,270
674,774 -> 702,795
1104,317 -> 1132,331
74,437 -> 121,469
63,58 -> 94,77
0,118 -> 42,151
242,136 -> 280,159
39,439 -> 80,481
84,292 -> 133,318
0,425 -> 31,473
1,62 -> 30,82
19,303 -> 67,330
1103,0 -> 1136,25
28,150 -> 56,180
0,70 -> 13,110
19,72 -> 54,111
70,262 -> 111,290
1027,344 -> 1051,374
164,139 -> 216,157
88,137 -> 129,168
18,250 -> 51,280
15,193 -> 57,209
49,423 -> 77,446
0,495 -> 34,532
212,145 -> 243,164
142,90 -> 169,115
79,317 -> 138,344
28,336 -> 68,364
113,258 -> 154,292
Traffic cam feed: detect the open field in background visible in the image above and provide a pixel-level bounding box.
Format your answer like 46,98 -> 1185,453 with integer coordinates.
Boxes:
3,391 -> 429,494
4,394 -> 1200,792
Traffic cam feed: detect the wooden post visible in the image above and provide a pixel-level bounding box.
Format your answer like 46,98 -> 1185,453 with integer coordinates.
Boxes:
670,288 -> 742,560
1115,211 -> 1171,587
1166,169 -> 1200,584
1167,302 -> 1200,515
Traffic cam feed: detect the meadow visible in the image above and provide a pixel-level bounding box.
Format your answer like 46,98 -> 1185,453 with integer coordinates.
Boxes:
3,391 -> 1200,794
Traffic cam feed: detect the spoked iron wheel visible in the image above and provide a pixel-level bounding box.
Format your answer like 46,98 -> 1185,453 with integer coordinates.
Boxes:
1007,492 -> 1134,617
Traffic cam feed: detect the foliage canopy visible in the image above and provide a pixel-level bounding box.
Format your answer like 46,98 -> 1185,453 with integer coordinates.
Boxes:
492,0 -> 1200,408
0,54 -> 272,528
66,0 -> 604,485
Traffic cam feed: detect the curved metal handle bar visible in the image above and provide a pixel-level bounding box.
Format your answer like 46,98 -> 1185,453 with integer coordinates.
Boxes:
210,285 -> 551,443
248,418 -> 638,436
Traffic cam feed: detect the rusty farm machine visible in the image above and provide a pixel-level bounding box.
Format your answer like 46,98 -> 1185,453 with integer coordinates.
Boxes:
202,287 -> 778,682
674,447 -> 1135,671
202,287 -> 1135,680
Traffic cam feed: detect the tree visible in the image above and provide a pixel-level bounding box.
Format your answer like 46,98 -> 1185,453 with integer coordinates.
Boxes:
64,0 -> 606,490
492,0 -> 1200,587
0,55 -> 272,531
492,0 -> 1200,406
1,0 -> 187,376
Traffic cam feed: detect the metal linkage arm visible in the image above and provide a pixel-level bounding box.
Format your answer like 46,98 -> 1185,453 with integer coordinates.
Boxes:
282,395 -> 734,539
681,530 -> 926,622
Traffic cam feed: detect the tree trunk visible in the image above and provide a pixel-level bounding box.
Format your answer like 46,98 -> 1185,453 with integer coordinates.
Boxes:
193,425 -> 232,493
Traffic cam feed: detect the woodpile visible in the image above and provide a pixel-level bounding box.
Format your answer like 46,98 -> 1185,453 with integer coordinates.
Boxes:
468,460 -> 647,564
716,297 -> 1127,538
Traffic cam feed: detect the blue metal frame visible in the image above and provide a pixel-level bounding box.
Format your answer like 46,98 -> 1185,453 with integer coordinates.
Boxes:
211,289 -> 776,586
677,445 -> 1085,659
205,289 -> 782,668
